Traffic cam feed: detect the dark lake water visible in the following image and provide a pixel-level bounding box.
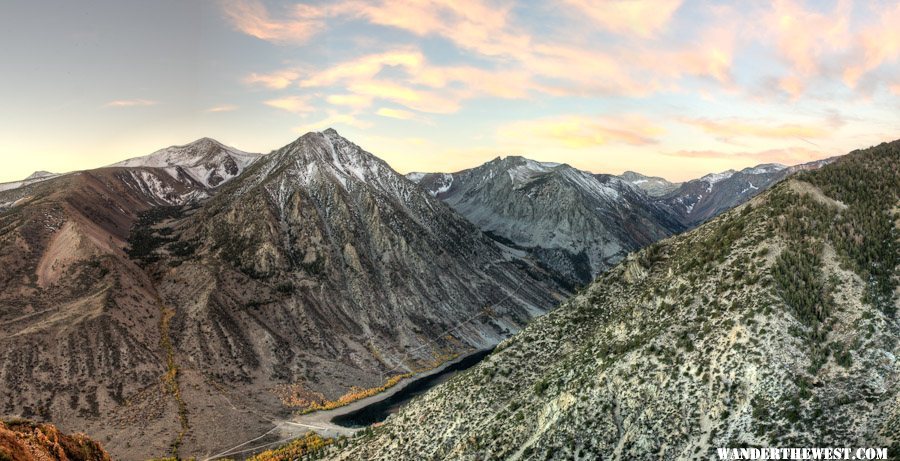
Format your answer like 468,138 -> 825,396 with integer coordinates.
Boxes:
331,348 -> 494,428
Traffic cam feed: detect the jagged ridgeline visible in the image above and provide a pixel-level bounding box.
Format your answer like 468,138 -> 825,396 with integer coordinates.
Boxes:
325,141 -> 899,460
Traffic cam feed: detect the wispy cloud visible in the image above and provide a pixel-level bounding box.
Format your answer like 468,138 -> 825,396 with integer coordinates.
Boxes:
842,2 -> 900,88
244,70 -> 300,89
217,0 -> 897,176
326,94 -> 374,109
497,115 -> 664,148
375,107 -> 415,120
295,112 -> 372,132
562,0 -> 683,38
679,117 -> 834,140
104,99 -> 157,108
767,0 -> 851,97
232,0 -> 735,109
667,146 -> 828,165
264,96 -> 313,114
205,104 -> 238,113
222,0 -> 327,44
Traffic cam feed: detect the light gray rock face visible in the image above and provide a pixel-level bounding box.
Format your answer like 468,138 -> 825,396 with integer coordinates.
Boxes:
327,142 -> 899,461
411,156 -> 686,286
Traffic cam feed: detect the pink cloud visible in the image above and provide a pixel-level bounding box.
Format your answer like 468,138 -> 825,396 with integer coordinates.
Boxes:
562,0 -> 683,38
222,0 -> 327,44
843,3 -> 900,87
230,0 -> 734,101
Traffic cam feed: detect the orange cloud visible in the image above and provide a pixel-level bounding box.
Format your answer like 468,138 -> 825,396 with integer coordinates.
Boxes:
244,70 -> 300,89
562,0 -> 683,38
497,115 -> 664,148
264,96 -> 313,114
680,117 -> 832,140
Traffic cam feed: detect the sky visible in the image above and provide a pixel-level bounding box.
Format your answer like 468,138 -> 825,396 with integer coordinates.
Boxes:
1,0 -> 899,183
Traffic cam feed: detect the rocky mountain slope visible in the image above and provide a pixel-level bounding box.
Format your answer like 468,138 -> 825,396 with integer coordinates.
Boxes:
0,131 -> 564,460
410,157 -> 685,285
328,141 -> 899,460
0,162 -> 230,460
655,160 -> 833,227
111,137 -> 261,188
0,419 -> 111,461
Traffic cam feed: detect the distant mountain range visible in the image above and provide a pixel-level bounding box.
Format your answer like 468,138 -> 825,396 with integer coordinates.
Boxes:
0,131 -> 841,460
409,156 -> 833,285
637,160 -> 835,227
326,140 -> 900,461
409,157 -> 685,286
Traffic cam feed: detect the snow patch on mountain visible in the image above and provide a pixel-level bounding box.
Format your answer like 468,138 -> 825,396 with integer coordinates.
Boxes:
741,163 -> 786,175
406,172 -> 427,183
700,170 -> 736,186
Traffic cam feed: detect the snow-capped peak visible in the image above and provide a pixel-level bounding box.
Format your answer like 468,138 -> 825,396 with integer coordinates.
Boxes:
700,169 -> 736,185
110,137 -> 261,188
25,171 -> 57,181
264,129 -> 408,194
739,163 -> 787,175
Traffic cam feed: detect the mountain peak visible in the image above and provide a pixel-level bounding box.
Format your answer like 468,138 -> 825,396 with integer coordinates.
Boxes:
739,163 -> 787,175
24,170 -> 57,181
264,129 -> 398,188
186,136 -> 225,148
109,137 -> 260,188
